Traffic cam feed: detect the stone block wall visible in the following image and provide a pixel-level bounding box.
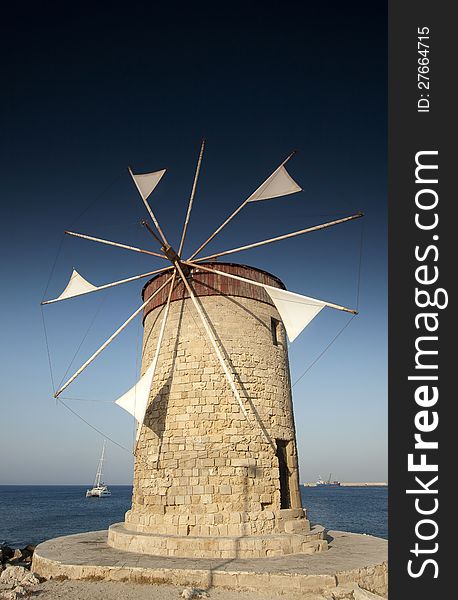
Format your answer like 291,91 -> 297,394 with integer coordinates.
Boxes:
124,264 -> 308,540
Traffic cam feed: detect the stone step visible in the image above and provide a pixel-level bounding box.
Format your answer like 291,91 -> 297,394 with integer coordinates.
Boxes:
107,522 -> 326,558
32,529 -> 388,597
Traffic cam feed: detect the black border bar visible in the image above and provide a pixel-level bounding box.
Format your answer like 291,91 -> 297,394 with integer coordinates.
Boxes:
389,1 -> 453,596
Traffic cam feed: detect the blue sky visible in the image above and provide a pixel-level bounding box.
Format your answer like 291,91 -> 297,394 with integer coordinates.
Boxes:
0,3 -> 386,484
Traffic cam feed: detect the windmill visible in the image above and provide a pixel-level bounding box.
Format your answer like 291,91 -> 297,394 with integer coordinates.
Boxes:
42,141 -> 362,558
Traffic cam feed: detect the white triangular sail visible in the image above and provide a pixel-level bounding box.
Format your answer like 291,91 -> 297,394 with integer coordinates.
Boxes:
42,267 -> 172,306
54,269 -> 97,302
130,168 -> 166,201
247,165 -> 302,203
263,285 -> 326,342
115,358 -> 157,441
114,272 -> 176,440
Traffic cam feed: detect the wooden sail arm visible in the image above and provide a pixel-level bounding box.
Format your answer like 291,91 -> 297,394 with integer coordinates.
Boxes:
174,262 -> 250,420
174,261 -> 274,449
128,166 -> 170,248
41,265 -> 173,305
192,213 -> 364,263
133,269 -> 178,450
140,220 -> 186,272
54,275 -> 174,398
182,260 -> 358,315
178,139 -> 205,256
64,230 -> 168,260
187,151 -> 297,261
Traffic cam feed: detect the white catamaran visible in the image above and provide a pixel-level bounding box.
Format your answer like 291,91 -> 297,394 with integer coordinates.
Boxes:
86,440 -> 111,497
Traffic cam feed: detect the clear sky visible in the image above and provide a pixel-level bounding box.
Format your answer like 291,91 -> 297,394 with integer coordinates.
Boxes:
0,3 -> 386,485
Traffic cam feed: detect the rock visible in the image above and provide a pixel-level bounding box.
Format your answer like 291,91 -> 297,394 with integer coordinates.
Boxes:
19,546 -> 34,561
180,588 -> 209,599
322,583 -> 386,600
20,572 -> 39,586
0,546 -> 35,570
5,546 -> 35,568
0,589 -> 25,600
0,566 -> 39,587
323,584 -> 358,599
0,567 -> 26,585
353,586 -> 386,600
0,547 -> 14,563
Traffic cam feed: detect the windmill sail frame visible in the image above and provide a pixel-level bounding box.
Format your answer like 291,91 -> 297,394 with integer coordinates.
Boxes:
42,144 -> 362,459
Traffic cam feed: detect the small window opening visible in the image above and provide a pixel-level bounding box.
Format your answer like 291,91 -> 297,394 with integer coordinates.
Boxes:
276,439 -> 291,509
271,317 -> 280,346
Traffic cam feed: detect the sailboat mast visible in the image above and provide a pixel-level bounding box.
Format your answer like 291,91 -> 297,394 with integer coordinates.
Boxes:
94,441 -> 106,487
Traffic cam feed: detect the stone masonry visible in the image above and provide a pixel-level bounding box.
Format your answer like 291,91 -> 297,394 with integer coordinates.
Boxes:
108,263 -> 326,557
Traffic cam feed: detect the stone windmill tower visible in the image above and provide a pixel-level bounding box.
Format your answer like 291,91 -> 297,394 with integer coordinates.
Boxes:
43,142 -> 361,558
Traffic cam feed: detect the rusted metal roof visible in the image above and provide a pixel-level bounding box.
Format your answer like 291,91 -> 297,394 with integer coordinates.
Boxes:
142,262 -> 285,322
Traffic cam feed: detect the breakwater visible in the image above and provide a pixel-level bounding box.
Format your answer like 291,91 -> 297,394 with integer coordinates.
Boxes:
303,482 -> 387,487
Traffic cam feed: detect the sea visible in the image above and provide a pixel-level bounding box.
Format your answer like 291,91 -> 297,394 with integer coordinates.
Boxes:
0,485 -> 387,548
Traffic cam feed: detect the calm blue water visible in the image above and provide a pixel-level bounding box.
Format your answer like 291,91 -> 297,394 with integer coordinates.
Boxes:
0,486 -> 133,548
301,486 -> 388,539
0,485 -> 387,548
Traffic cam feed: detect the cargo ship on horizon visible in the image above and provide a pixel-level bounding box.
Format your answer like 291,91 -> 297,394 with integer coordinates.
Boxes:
316,474 -> 341,487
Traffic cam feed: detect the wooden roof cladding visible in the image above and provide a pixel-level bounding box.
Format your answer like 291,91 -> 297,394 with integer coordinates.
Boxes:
142,262 -> 286,322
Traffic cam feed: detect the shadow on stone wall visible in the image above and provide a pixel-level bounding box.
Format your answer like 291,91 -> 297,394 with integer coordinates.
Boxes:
192,292 -> 277,454
141,298 -> 185,469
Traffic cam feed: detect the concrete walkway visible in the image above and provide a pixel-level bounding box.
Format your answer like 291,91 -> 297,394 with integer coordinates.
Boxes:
33,530 -> 387,596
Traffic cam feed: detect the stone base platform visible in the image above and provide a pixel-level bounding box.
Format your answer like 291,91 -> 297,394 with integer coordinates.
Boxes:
32,529 -> 388,597
108,522 -> 327,558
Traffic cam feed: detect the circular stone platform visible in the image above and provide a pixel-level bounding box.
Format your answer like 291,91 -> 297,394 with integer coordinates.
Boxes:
107,522 -> 327,558
32,529 -> 388,597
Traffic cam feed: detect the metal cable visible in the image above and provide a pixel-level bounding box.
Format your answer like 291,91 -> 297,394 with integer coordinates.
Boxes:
57,294 -> 108,390
41,235 -> 65,302
66,172 -> 124,229
355,218 -> 365,310
41,306 -> 56,394
292,314 -> 357,388
58,398 -> 135,454
292,216 -> 364,387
